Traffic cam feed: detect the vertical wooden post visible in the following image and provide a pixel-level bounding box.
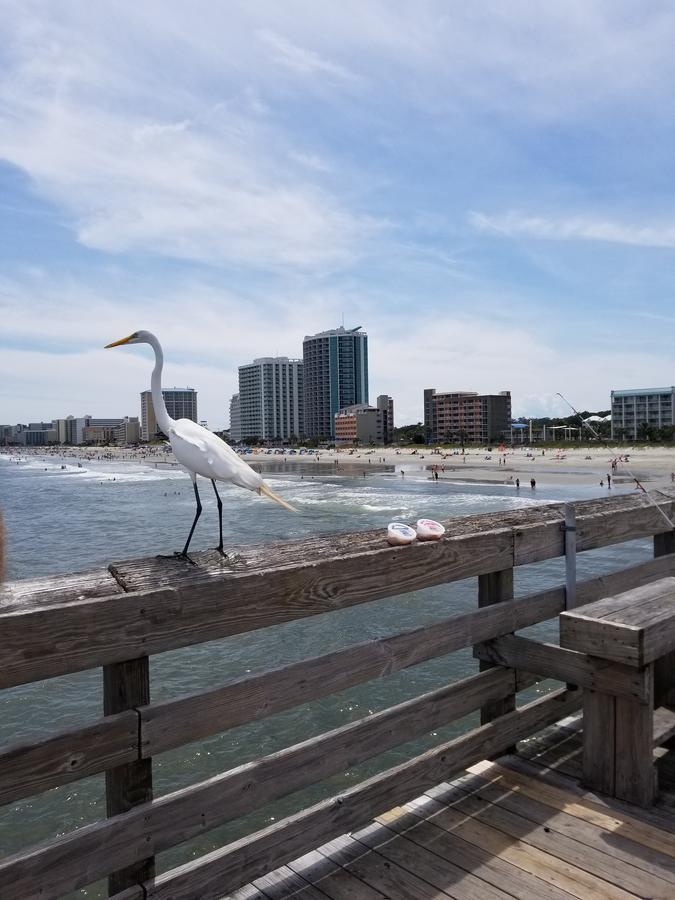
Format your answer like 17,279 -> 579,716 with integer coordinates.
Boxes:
478,568 -> 515,736
563,504 -> 577,610
614,666 -> 655,807
654,531 -> 675,707
582,689 -> 615,796
103,656 -> 154,895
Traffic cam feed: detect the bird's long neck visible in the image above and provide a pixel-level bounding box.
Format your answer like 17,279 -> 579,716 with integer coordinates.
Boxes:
148,333 -> 174,435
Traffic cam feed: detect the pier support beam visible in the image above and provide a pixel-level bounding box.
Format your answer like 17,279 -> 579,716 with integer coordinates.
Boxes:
103,656 -> 154,895
477,567 -> 515,752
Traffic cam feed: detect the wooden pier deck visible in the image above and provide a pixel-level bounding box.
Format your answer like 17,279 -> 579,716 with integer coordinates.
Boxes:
241,715 -> 675,900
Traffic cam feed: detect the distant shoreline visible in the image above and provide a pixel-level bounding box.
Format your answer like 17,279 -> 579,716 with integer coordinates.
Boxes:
3,444 -> 674,490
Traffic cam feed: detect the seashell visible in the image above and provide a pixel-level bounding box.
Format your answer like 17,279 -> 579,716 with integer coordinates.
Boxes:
387,522 -> 417,545
416,518 -> 446,541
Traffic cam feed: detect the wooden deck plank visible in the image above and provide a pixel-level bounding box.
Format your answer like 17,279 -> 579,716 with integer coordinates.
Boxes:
481,759 -> 675,850
353,820 -> 513,900
226,885 -> 268,899
287,848 -> 387,900
451,769 -> 675,885
253,865 -> 330,899
425,781 -> 662,899
320,833 -> 453,899
405,793 -> 625,900
376,805 -> 576,900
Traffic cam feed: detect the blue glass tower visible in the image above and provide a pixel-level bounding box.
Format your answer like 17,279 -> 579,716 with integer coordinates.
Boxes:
302,326 -> 369,440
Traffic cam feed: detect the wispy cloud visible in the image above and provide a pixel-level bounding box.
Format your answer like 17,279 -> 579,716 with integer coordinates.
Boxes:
256,29 -> 357,80
469,211 -> 675,249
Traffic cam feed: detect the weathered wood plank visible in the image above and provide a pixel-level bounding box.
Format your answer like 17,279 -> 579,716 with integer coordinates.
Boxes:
481,758 -> 675,850
614,684 -> 656,807
431,778 -> 672,899
0,667 -> 525,898
314,836 -> 392,899
140,593 -> 550,758
376,804 -> 577,900
287,847 -> 387,899
575,552 -> 675,607
474,634 -> 648,700
252,864 -> 329,899
582,690 -> 615,795
0,711 -> 138,806
0,566 -> 121,610
457,766 -> 675,884
560,578 -> 675,667
3,506 -> 675,691
353,819 -> 513,900
654,533 -> 675,707
408,792 -> 622,900
477,568 -> 515,732
142,689 -> 580,900
322,832 -> 450,899
3,549 -> 672,696
103,656 -> 154,894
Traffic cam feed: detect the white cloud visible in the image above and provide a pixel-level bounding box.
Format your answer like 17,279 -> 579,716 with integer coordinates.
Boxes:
0,7 -> 379,270
256,29 -> 357,80
470,211 -> 675,249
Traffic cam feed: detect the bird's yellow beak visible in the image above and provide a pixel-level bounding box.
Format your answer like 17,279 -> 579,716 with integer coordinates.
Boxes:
104,334 -> 134,349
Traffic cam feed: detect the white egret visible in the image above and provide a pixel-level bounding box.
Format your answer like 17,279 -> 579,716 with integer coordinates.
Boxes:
105,330 -> 297,560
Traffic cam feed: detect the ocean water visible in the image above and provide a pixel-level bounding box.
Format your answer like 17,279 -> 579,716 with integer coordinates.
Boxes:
0,452 -> 651,895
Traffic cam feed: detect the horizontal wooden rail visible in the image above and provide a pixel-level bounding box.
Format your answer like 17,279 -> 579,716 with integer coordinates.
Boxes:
140,589 -> 558,757
474,635 -> 650,701
0,667 -> 535,898
2,552 -> 673,807
1,491 -> 674,691
144,689 -> 582,900
0,711 -> 137,808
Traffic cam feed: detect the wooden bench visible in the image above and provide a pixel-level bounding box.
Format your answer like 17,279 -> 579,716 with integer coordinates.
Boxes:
560,577 -> 675,806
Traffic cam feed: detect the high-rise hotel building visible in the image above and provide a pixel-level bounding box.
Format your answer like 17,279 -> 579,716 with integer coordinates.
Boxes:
140,388 -> 198,440
303,326 -> 369,439
238,357 -> 303,442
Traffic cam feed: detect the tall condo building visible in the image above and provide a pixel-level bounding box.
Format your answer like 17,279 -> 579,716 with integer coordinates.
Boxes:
229,393 -> 241,443
238,358 -> 303,442
303,326 -> 368,439
424,389 -> 511,444
140,388 -> 198,440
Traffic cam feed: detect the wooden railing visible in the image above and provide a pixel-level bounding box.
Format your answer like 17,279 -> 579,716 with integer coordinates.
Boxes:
1,488 -> 675,899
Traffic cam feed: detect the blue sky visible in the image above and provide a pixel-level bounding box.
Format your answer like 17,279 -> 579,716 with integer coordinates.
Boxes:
2,0 -> 675,429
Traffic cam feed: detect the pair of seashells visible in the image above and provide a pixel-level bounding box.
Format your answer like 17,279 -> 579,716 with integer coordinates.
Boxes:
387,519 -> 445,546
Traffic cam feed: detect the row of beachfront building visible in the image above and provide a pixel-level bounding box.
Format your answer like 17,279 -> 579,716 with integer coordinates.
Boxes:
3,320 -> 674,446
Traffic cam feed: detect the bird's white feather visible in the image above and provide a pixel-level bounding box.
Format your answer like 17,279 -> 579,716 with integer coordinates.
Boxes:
168,419 -> 263,491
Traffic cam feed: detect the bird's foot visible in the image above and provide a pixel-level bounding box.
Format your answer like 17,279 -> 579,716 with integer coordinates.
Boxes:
212,546 -> 228,558
156,551 -> 197,565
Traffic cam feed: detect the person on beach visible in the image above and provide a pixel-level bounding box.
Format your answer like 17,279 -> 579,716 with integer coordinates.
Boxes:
607,473 -> 611,488
515,478 -> 520,489
530,478 -> 536,489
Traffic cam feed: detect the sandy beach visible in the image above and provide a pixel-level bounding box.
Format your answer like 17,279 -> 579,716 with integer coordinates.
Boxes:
4,443 -> 675,490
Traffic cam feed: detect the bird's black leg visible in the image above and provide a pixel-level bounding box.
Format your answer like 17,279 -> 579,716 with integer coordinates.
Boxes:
179,480 -> 202,562
211,480 -> 226,556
